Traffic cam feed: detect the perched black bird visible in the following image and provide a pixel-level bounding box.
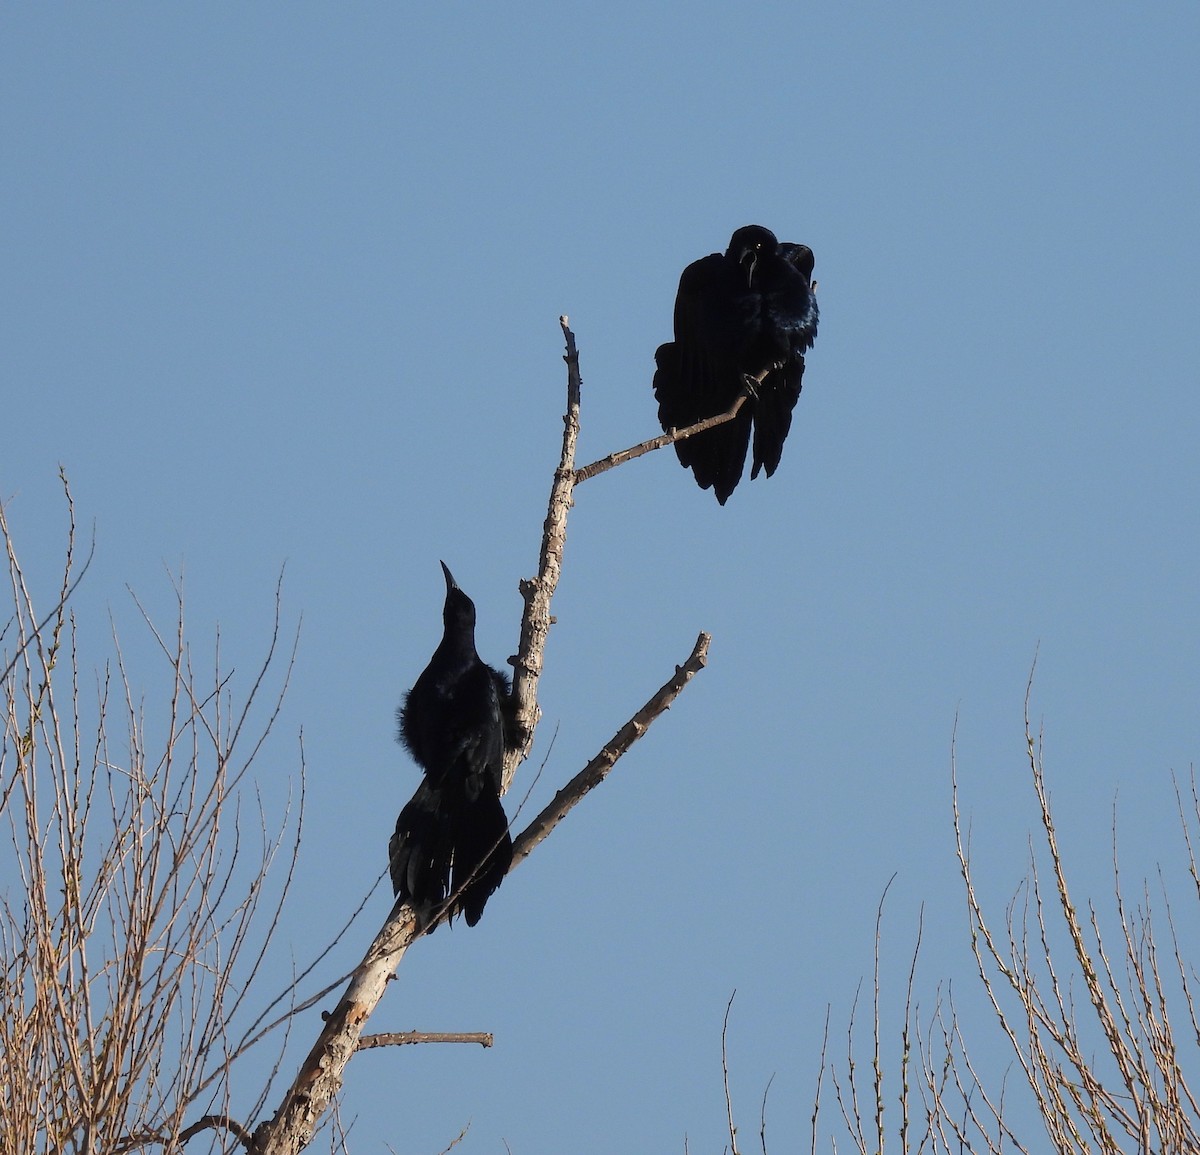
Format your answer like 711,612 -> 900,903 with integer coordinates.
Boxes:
390,562 -> 513,928
653,225 -> 819,504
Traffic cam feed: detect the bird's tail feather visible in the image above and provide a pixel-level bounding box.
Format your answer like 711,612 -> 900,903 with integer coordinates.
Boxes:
453,790 -> 514,927
693,407 -> 753,504
750,359 -> 805,481
389,779 -> 453,915
390,778 -> 513,930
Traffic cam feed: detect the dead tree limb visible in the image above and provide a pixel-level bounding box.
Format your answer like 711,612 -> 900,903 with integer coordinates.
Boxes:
251,320 -> 708,1155
357,1032 -> 493,1050
251,905 -> 421,1155
573,364 -> 773,485
575,392 -> 749,485
511,631 -> 709,868
109,1113 -> 258,1154
504,316 -> 580,783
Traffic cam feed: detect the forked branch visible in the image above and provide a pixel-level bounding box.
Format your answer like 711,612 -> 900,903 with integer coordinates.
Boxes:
251,320 -> 709,1155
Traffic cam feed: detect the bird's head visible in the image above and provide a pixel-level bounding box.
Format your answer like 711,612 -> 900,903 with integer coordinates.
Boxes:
439,561 -> 477,633
779,242 -> 816,286
728,225 -> 778,287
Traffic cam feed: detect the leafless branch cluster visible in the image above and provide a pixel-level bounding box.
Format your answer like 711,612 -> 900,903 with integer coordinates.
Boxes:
11,332 -> 1199,1155
0,473 -> 303,1155
3,326 -> 710,1155
950,680 -> 1200,1152
807,676 -> 1200,1154
807,884 -> 1029,1154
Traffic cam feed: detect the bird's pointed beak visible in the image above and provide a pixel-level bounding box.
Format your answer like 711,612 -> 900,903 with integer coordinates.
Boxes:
740,249 -> 758,286
439,561 -> 458,592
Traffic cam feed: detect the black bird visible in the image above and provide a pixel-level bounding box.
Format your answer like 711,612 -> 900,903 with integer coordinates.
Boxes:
653,225 -> 819,504
390,562 -> 513,928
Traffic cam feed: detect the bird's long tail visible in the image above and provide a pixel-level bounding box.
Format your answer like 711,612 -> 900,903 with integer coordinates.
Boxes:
453,789 -> 514,927
750,357 -> 805,481
389,779 -> 453,917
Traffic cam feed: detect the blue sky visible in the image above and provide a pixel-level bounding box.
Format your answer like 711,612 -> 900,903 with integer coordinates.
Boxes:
4,4 -> 1200,1151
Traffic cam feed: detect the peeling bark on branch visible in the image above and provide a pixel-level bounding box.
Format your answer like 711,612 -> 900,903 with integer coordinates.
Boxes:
252,908 -> 421,1155
357,1031 -> 493,1050
504,316 -> 580,785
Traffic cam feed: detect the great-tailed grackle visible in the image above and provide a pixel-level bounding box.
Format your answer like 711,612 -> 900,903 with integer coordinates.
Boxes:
653,225 -> 819,504
390,562 -> 513,928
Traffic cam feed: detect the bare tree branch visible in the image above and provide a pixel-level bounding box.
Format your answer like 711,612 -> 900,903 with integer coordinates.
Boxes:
575,390 -> 750,485
357,1032 -> 493,1050
510,631 -> 709,868
252,320 -> 710,1155
758,1072 -> 775,1155
0,465 -> 96,686
1,481 -> 302,1155
573,365 -> 772,486
6,322 -> 718,1155
503,316 -> 580,783
722,991 -> 742,1155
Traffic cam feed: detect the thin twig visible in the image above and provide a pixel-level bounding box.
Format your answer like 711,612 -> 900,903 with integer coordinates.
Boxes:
871,874 -> 897,1152
759,1072 -> 775,1155
809,1007 -> 831,1155
723,991 -> 741,1155
437,1124 -> 471,1155
0,467 -> 96,685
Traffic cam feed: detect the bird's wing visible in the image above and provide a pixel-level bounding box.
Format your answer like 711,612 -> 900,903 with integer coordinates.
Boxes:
452,788 -> 512,926
748,246 -> 819,481
656,254 -> 753,501
653,258 -> 723,443
768,245 -> 819,352
444,664 -> 507,801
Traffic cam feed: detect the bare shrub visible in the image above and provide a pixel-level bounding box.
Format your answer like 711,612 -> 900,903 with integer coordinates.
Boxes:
952,683 -> 1200,1152
811,679 -> 1200,1154
0,475 -> 302,1155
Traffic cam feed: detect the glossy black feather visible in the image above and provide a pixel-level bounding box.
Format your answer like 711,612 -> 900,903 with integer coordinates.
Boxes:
653,226 -> 819,504
390,563 -> 513,929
